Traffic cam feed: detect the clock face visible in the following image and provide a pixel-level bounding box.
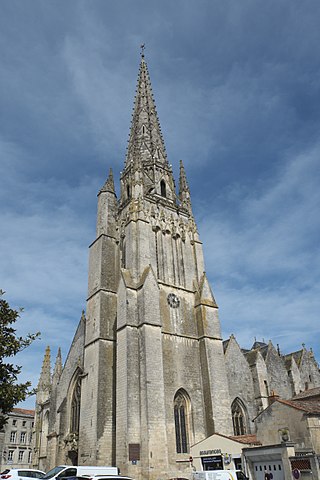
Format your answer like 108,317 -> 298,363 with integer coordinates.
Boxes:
167,293 -> 180,308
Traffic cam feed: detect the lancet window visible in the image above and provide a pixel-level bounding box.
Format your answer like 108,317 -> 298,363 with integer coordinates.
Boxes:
174,389 -> 191,453
231,398 -> 247,436
70,376 -> 81,434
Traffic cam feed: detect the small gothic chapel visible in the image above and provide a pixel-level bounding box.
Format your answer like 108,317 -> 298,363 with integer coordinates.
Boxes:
33,53 -> 320,480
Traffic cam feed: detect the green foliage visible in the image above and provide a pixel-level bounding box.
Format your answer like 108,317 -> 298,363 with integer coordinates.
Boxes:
0,290 -> 40,429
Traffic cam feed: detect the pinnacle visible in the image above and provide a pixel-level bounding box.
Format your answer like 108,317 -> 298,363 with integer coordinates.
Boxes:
38,345 -> 51,388
99,168 -> 116,194
179,159 -> 193,216
179,159 -> 190,196
53,347 -> 62,380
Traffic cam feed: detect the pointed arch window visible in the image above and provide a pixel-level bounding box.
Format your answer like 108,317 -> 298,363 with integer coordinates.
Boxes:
70,376 -> 81,434
160,180 -> 166,198
174,389 -> 191,453
231,398 -> 247,436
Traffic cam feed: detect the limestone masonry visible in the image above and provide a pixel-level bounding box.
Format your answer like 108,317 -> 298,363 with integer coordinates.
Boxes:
33,54 -> 320,480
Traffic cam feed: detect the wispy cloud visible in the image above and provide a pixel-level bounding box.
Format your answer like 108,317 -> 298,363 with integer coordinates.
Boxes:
199,143 -> 320,353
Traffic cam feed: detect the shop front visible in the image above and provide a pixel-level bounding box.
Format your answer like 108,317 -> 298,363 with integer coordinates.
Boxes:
190,433 -> 259,474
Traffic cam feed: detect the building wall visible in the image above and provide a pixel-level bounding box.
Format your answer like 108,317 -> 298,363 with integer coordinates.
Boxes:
299,351 -> 320,391
307,416 -> 320,454
190,433 -> 254,473
224,337 -> 257,432
255,403 -> 312,450
1,410 -> 34,471
265,344 -> 292,399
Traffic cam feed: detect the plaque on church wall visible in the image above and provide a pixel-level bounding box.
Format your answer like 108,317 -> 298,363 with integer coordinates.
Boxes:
129,443 -> 141,461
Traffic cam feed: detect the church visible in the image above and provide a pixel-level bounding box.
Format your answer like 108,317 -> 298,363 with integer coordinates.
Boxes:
32,53 -> 320,480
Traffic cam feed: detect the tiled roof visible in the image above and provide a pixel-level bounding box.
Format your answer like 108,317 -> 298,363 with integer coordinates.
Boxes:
11,408 -> 35,416
292,387 -> 320,400
229,434 -> 261,445
277,398 -> 320,415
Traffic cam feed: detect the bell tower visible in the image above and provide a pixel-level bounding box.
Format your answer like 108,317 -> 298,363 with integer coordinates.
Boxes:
80,50 -> 233,480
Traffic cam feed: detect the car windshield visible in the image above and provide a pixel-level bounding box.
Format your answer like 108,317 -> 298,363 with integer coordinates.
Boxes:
43,468 -> 65,479
236,473 -> 248,480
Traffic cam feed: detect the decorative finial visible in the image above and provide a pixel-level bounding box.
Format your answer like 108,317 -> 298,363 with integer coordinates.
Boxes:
140,43 -> 145,58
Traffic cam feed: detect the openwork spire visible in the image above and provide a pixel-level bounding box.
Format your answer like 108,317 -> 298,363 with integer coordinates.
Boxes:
125,53 -> 168,169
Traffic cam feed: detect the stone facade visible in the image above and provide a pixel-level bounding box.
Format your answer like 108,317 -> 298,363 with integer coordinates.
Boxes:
254,388 -> 320,453
0,409 -> 34,471
32,55 -> 320,480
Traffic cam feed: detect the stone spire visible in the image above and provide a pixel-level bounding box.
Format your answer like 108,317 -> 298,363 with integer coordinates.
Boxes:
179,159 -> 192,214
99,168 -> 116,195
120,51 -> 177,206
125,52 -> 168,169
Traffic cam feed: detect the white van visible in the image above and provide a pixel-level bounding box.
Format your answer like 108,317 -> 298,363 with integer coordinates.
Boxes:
194,470 -> 248,480
43,466 -> 119,480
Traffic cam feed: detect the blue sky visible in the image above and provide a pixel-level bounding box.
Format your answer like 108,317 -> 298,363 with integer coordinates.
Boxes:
1,0 -> 320,408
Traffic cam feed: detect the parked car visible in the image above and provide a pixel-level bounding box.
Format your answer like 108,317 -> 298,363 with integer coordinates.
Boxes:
0,470 -> 45,480
60,476 -> 133,480
91,476 -> 133,480
42,467 -> 119,480
44,465 -> 119,480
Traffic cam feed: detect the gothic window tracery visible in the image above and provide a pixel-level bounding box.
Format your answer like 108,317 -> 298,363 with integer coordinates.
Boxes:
231,398 -> 248,436
174,389 -> 191,453
70,376 -> 81,434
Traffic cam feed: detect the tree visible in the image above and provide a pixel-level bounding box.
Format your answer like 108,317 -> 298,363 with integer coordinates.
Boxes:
0,290 -> 40,429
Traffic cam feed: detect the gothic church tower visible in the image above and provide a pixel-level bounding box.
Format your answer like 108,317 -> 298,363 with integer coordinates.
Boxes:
79,52 -> 232,480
